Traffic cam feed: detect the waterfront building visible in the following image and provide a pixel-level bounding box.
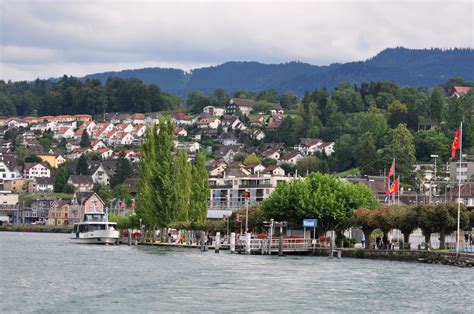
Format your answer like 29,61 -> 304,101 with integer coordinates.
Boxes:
0,191 -> 19,224
449,160 -> 474,183
208,174 -> 295,219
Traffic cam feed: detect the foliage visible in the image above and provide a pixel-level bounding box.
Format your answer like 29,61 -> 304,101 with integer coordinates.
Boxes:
382,123 -> 416,184
261,172 -> 379,233
108,214 -> 140,230
80,130 -> 90,148
190,153 -> 210,224
110,152 -> 133,188
54,165 -> 70,193
243,153 -> 261,166
175,149 -> 192,223
76,154 -> 89,175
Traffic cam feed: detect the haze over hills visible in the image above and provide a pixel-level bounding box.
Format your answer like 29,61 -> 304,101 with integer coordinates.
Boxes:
83,47 -> 474,96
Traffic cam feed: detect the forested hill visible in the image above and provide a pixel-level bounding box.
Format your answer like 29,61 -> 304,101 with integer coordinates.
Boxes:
83,47 -> 474,96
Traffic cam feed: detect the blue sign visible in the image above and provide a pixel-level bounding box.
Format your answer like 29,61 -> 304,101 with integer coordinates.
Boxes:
303,219 -> 318,228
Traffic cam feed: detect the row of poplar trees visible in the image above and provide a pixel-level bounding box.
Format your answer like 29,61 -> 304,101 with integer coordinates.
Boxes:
137,117 -> 209,237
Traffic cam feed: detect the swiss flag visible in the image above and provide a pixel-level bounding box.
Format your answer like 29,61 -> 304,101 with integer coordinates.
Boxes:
387,160 -> 395,179
385,178 -> 399,195
451,128 -> 461,159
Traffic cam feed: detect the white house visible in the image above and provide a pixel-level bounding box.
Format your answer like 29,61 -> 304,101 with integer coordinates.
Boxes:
7,118 -> 28,128
54,127 -> 75,140
280,152 -> 304,165
96,148 -> 114,159
132,124 -> 146,137
29,177 -> 54,193
261,150 -> 280,161
0,161 -> 22,180
91,165 -> 110,186
90,140 -> 107,151
113,132 -> 134,145
203,106 -> 226,117
197,118 -> 221,129
23,163 -> 51,179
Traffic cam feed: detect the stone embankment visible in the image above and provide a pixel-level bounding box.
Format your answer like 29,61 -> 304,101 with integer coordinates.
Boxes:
310,247 -> 474,268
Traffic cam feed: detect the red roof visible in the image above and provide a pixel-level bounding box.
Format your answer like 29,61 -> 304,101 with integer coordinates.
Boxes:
453,86 -> 472,95
174,112 -> 192,121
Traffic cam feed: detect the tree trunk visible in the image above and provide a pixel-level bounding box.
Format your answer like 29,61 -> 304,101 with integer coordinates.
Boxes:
439,232 -> 446,250
424,233 -> 431,250
363,231 -> 371,249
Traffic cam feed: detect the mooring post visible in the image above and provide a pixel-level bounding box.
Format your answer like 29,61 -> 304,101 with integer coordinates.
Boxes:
215,232 -> 220,253
245,232 -> 251,255
230,232 -> 236,253
329,233 -> 334,259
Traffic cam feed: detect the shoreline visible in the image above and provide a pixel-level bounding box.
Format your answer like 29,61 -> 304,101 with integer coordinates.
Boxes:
3,228 -> 472,267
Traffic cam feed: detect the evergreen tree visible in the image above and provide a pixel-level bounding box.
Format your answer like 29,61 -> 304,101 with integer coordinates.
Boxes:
137,117 -> 178,229
429,87 -> 445,120
76,154 -> 89,175
190,153 -> 209,224
383,124 -> 416,183
175,149 -> 192,223
357,132 -> 379,175
110,152 -> 133,188
54,165 -> 70,192
80,130 -> 90,147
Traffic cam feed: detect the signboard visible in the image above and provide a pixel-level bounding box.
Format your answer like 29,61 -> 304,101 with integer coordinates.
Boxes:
303,219 -> 318,228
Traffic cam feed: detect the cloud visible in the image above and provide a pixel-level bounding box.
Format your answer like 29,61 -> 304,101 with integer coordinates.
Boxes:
1,0 -> 472,81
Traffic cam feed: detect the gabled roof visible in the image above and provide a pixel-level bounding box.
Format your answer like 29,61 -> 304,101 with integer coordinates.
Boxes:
230,98 -> 256,108
452,86 -> 472,95
299,138 -> 323,147
68,175 -> 94,185
281,151 -> 302,160
173,112 -> 192,121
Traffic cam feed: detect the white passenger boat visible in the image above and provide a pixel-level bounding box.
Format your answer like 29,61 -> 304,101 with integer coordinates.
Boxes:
71,212 -> 120,245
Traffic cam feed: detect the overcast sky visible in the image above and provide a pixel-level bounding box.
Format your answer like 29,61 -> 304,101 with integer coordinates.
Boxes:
0,0 -> 472,81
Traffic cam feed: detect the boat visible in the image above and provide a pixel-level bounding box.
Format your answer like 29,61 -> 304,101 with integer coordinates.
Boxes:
70,212 -> 120,245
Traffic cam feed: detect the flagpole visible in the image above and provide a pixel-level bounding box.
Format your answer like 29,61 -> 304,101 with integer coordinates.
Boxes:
456,122 -> 463,256
392,157 -> 397,205
397,175 -> 400,205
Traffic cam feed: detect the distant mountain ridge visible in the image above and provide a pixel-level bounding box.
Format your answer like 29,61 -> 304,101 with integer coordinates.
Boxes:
83,47 -> 474,96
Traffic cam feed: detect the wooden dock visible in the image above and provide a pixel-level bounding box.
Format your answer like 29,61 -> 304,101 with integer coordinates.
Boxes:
235,238 -> 318,255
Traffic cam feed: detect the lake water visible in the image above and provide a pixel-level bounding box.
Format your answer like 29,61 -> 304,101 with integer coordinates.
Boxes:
1,232 -> 472,313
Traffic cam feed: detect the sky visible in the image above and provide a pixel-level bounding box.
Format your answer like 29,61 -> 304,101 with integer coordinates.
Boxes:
0,0 -> 473,81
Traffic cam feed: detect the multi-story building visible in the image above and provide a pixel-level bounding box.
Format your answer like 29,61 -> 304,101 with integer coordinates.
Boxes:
207,174 -> 295,219
449,161 -> 474,183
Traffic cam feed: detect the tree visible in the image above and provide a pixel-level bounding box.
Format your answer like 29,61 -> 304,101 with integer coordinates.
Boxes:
296,156 -> 321,175
110,152 -> 133,188
175,149 -> 192,223
387,100 -> 408,128
262,172 -> 378,234
186,91 -> 211,114
25,155 -> 43,164
96,184 -> 113,204
392,206 -> 418,249
414,130 -> 449,162
357,110 -> 389,146
190,153 -> 209,224
243,153 -> 261,166
80,130 -> 90,147
331,134 -> 356,172
382,124 -> 416,184
352,208 -> 378,249
113,184 -> 131,205
54,165 -> 70,193
357,132 -> 380,175
76,154 -> 89,175
429,87 -> 445,120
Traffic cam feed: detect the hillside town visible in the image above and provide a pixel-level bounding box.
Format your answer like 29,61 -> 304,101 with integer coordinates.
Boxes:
0,86 -> 473,229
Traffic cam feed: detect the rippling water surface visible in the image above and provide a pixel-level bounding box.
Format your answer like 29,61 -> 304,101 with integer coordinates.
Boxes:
0,232 -> 472,313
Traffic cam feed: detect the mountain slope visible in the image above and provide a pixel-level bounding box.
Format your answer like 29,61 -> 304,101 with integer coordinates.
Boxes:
83,47 -> 474,96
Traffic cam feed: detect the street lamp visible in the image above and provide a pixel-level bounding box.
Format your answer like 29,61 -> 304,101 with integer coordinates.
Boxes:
430,155 -> 439,203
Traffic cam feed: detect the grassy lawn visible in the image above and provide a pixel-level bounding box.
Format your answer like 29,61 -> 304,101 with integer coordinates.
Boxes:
19,192 -> 74,203
334,168 -> 360,177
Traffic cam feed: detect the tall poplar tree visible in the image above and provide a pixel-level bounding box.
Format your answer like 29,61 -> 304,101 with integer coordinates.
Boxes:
137,126 -> 159,230
76,154 -> 89,175
190,153 -> 210,224
175,149 -> 192,223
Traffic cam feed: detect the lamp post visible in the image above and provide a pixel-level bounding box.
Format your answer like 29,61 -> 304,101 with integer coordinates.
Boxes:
430,154 -> 439,204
